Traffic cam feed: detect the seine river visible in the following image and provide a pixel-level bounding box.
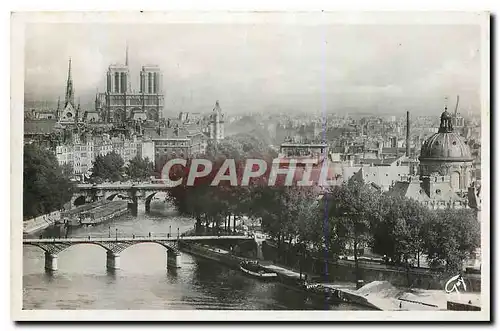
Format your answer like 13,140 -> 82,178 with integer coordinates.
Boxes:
23,202 -> 363,310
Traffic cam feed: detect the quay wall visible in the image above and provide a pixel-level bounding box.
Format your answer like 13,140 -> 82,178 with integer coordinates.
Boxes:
178,241 -> 373,309
178,242 -> 244,268
23,210 -> 61,235
262,242 -> 481,292
178,242 -> 318,287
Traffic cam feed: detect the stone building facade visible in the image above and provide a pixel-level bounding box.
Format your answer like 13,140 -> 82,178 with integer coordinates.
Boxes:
95,49 -> 164,124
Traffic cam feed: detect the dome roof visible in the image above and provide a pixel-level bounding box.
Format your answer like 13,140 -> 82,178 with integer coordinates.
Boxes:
419,109 -> 472,162
420,131 -> 472,161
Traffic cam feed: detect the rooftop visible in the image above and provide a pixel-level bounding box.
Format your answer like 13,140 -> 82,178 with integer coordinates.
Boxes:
24,120 -> 61,135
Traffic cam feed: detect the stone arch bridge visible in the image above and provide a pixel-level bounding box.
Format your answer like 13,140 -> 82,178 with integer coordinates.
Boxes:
23,235 -> 253,271
71,183 -> 174,212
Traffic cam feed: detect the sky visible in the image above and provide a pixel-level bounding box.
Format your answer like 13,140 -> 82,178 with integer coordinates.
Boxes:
24,23 -> 482,116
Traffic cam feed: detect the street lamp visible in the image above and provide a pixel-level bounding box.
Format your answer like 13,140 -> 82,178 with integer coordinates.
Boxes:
169,225 -> 171,238
177,227 -> 180,238
115,228 -> 118,240
108,226 -> 111,238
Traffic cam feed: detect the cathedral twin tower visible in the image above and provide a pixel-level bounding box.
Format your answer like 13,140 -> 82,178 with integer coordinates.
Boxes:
94,46 -> 164,123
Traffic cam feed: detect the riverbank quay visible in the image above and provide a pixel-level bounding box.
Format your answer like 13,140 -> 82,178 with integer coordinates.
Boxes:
177,241 -> 371,309
326,281 -> 482,311
261,241 -> 481,292
178,238 -> 482,311
178,241 -> 244,268
23,210 -> 61,235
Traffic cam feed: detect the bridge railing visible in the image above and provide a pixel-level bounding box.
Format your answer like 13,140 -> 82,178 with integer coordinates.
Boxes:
24,234 -> 254,244
34,232 -> 252,240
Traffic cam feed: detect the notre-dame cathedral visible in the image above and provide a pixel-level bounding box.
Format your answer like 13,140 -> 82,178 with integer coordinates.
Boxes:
93,46 -> 164,124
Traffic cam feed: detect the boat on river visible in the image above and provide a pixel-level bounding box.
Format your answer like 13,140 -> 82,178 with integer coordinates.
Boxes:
297,281 -> 347,303
239,260 -> 278,279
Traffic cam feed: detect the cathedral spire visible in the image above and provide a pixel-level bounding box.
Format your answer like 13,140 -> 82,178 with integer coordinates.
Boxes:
125,42 -> 129,66
65,57 -> 74,107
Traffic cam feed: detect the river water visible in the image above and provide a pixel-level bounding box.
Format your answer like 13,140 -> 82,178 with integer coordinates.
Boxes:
23,203 -> 363,310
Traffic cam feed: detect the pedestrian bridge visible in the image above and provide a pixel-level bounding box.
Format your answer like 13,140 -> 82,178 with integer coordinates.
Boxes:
23,234 -> 254,272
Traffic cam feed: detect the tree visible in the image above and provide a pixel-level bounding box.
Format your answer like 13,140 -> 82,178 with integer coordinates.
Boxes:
371,195 -> 429,267
423,208 -> 480,273
250,186 -> 319,263
126,155 -> 154,181
324,178 -> 381,284
23,143 -> 74,219
90,152 -> 124,183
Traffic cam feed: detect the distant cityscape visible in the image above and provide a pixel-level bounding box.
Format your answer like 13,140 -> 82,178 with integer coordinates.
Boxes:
18,14 -> 487,316
24,52 -> 481,213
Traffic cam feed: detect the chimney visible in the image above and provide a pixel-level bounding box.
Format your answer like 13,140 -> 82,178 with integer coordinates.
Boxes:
406,111 -> 410,157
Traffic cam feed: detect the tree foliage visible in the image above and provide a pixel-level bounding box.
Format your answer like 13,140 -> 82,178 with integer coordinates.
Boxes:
423,209 -> 480,273
371,195 -> 430,265
167,134 -> 480,275
126,155 -> 154,181
23,143 -> 74,219
90,151 -> 124,183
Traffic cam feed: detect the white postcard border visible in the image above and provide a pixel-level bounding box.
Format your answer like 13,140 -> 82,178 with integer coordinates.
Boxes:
10,11 -> 491,322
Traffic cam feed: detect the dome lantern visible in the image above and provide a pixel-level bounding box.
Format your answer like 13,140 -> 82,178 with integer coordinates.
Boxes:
438,106 -> 454,133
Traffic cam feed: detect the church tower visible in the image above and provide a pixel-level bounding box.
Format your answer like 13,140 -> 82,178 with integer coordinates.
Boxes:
97,43 -> 164,123
209,100 -> 225,143
65,58 -> 75,107
58,58 -> 78,124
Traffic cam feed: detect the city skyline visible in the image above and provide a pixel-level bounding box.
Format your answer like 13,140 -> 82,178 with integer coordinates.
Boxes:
15,12 -> 488,320
25,23 -> 481,116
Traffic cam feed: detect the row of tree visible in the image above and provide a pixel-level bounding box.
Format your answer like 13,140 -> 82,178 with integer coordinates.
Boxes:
89,152 -> 154,183
166,137 -> 479,275
23,144 -> 74,219
23,144 -> 155,218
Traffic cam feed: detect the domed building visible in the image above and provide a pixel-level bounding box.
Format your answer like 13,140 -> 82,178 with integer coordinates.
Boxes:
419,108 -> 473,193
388,108 -> 473,209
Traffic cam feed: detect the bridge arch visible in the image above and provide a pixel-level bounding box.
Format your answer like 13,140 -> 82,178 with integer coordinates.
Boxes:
106,193 -> 129,201
23,240 -> 179,255
23,239 -> 180,271
119,240 -> 178,254
103,191 -> 120,200
73,195 -> 87,207
144,192 -> 158,213
23,242 -> 56,254
24,241 -> 115,255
